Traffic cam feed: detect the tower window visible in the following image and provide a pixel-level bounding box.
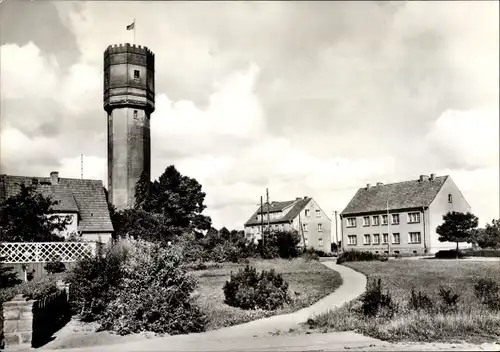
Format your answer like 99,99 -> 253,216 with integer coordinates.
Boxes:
133,110 -> 138,119
105,72 -> 109,84
134,70 -> 140,79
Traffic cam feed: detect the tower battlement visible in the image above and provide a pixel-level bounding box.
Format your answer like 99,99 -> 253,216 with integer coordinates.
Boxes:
104,43 -> 155,57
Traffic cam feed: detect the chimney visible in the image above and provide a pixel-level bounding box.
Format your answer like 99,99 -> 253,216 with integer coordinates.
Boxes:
419,175 -> 429,182
50,171 -> 59,185
429,173 -> 436,181
376,182 -> 383,186
366,183 -> 371,189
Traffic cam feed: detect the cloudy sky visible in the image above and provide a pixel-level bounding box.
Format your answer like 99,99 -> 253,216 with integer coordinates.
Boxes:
1,1 -> 498,231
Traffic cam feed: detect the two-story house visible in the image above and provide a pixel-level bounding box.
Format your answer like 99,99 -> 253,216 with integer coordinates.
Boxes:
340,174 -> 471,255
244,196 -> 332,252
0,171 -> 114,243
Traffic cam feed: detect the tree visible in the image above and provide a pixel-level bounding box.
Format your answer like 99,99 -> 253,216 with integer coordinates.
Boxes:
143,165 -> 212,234
475,219 -> 500,249
0,183 -> 70,242
134,169 -> 150,210
436,211 -> 479,258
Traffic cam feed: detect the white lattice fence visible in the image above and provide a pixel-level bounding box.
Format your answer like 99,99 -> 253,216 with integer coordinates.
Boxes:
0,242 -> 97,263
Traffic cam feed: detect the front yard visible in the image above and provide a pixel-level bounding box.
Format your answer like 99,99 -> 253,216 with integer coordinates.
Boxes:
192,258 -> 343,331
307,260 -> 500,343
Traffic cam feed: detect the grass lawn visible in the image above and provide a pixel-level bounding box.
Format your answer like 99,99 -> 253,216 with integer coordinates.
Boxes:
307,260 -> 500,343
191,258 -> 343,331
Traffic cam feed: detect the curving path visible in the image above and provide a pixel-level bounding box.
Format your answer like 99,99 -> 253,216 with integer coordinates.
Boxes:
36,260 -> 368,352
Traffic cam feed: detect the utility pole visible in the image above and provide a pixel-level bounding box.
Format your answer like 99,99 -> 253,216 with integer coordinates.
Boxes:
298,212 -> 306,250
266,188 -> 270,234
260,196 -> 264,248
334,210 -> 339,254
387,200 -> 391,257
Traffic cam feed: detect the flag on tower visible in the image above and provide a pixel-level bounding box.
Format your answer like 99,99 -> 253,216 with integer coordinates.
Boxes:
126,21 -> 135,30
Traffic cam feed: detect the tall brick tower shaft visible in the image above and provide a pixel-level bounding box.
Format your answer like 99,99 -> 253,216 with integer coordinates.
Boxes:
103,43 -> 155,210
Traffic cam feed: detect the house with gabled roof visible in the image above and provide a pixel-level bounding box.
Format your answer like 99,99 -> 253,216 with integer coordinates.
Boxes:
244,196 -> 332,253
340,174 -> 472,255
0,171 -> 114,243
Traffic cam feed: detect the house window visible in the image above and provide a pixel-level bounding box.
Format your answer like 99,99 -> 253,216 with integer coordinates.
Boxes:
317,223 -> 323,232
315,209 -> 321,218
392,233 -> 400,244
347,218 -> 356,228
305,209 -> 310,217
372,216 -> 380,226
391,214 -> 400,225
134,70 -> 140,79
381,215 -> 388,225
383,233 -> 389,243
373,234 -> 380,244
448,194 -> 453,203
363,216 -> 370,226
408,212 -> 420,223
348,235 -> 357,245
319,238 -> 323,246
364,234 -> 371,245
409,232 -> 421,244
302,223 -> 308,232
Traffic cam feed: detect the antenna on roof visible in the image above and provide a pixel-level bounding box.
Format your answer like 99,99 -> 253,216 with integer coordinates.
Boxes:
81,154 -> 83,179
266,188 -> 270,234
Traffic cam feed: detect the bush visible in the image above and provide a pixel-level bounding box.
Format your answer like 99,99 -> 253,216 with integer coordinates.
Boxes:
66,241 -> 129,321
223,265 -> 291,310
337,250 -> 381,264
258,231 -> 301,259
474,278 -> 500,310
99,241 -> 206,335
0,272 -> 66,305
302,248 -> 320,262
361,278 -> 395,318
438,287 -> 460,313
44,256 -> 66,274
0,258 -> 21,288
464,249 -> 500,257
434,250 -> 465,259
408,288 -> 434,312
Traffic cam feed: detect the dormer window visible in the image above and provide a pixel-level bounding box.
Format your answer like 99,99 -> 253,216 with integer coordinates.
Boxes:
448,194 -> 452,203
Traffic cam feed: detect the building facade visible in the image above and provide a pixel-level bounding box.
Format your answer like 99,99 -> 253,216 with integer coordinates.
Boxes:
340,174 -> 471,255
244,196 -> 332,253
104,43 -> 155,210
0,172 -> 114,243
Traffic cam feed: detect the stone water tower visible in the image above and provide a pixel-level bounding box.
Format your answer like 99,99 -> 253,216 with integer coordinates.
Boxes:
103,43 -> 155,210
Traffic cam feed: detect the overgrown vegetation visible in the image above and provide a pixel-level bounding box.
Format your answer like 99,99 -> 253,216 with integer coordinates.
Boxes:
336,250 -> 383,264
0,257 -> 21,288
44,256 -> 67,274
223,265 -> 291,310
0,272 -> 66,305
307,261 -> 500,343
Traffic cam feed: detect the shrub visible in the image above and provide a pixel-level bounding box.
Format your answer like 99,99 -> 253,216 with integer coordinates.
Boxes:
99,241 -> 206,335
66,241 -> 129,321
337,250 -> 381,264
223,265 -> 291,310
408,288 -> 434,312
0,258 -> 21,288
434,249 -> 465,259
302,248 -> 320,261
258,231 -> 301,259
474,278 -> 500,310
438,287 -> 460,313
361,279 -> 395,318
464,249 -> 500,258
0,272 -> 66,305
44,256 -> 66,274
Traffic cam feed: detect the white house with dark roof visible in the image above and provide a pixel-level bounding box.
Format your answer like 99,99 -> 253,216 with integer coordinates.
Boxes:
340,174 -> 472,255
0,171 -> 114,243
244,196 -> 332,253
